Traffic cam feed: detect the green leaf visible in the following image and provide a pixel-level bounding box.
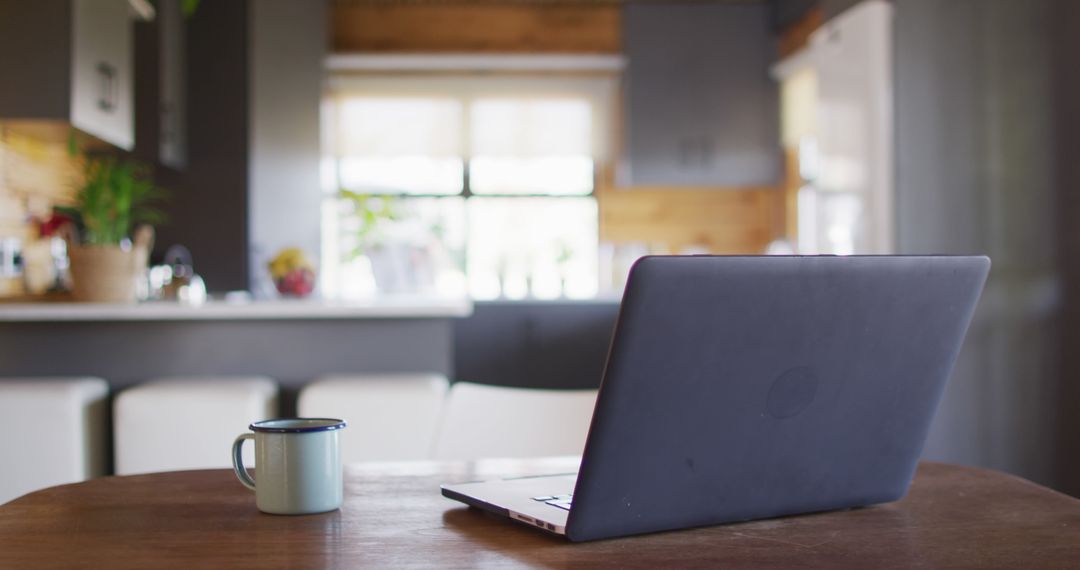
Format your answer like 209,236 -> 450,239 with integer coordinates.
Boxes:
67,129 -> 79,158
182,0 -> 200,18
74,156 -> 169,245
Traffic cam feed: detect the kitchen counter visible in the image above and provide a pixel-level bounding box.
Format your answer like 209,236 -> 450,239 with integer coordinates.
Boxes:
0,296 -> 472,404
0,296 -> 473,322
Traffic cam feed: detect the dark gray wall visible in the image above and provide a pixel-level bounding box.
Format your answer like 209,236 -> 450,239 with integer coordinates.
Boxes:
135,0 -> 251,291
771,0 -> 873,32
894,0 -> 1075,493
0,0 -> 71,119
772,0 -> 816,30
821,0 -> 867,19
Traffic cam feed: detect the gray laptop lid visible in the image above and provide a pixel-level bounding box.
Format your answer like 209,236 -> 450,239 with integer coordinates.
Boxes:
566,255 -> 989,541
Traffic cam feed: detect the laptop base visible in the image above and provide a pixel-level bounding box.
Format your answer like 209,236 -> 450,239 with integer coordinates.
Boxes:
441,473 -> 577,536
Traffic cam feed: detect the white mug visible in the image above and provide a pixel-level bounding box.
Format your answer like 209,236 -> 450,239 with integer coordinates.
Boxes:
232,418 -> 347,515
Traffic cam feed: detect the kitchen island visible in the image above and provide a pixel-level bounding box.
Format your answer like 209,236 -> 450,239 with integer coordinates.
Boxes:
0,296 -> 471,412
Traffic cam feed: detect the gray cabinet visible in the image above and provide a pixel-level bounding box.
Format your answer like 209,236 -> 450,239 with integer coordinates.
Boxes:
0,0 -> 134,150
157,0 -> 186,168
621,3 -> 781,187
453,301 -> 620,390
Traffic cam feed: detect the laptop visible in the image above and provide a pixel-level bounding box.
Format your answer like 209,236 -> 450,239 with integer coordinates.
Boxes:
441,255 -> 990,542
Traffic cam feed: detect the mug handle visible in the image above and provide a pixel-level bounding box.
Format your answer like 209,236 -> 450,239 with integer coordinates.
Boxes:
232,433 -> 256,491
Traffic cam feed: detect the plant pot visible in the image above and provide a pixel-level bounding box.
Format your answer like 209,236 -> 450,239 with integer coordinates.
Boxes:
68,245 -> 139,303
67,227 -> 153,303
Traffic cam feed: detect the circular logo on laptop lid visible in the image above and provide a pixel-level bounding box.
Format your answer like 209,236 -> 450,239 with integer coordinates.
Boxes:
766,366 -> 819,419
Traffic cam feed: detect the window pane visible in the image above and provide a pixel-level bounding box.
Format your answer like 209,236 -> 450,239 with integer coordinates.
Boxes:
331,196 -> 466,298
470,98 -> 594,195
466,197 -> 598,300
334,97 -> 464,195
338,98 -> 462,156
470,156 -> 593,196
339,157 -> 463,195
471,99 -> 591,156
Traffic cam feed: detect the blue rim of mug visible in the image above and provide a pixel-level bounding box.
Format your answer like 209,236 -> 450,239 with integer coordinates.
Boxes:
249,418 -> 347,433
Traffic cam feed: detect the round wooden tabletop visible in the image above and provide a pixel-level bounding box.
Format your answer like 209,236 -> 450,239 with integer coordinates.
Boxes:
1,459 -> 1078,568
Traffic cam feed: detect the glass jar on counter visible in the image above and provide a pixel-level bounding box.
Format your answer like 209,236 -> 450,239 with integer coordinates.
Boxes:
21,237 -> 69,295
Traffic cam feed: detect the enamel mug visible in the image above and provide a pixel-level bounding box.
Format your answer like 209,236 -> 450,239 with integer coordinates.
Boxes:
232,418 -> 347,515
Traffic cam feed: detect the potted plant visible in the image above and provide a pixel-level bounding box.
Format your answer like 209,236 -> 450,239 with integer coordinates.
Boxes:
59,156 -> 165,303
340,190 -> 402,292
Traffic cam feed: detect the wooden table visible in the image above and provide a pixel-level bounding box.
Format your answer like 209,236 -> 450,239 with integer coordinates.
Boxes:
1,459 -> 1078,568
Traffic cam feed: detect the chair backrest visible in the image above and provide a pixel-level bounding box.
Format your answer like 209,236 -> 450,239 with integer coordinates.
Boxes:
433,382 -> 598,461
298,374 -> 449,462
0,377 -> 108,504
114,376 -> 278,475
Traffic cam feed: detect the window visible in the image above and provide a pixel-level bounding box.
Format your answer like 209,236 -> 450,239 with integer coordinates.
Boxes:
321,75 -> 615,300
334,97 -> 464,195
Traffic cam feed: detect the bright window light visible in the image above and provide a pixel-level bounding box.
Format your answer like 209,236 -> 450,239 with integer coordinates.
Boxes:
471,98 -> 594,195
466,198 -> 598,300
470,156 -> 593,196
322,78 -> 612,299
337,98 -> 462,156
335,98 -> 464,195
339,157 -> 463,195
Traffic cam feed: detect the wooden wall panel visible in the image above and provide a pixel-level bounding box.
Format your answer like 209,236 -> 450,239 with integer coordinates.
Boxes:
778,7 -> 824,59
333,3 -> 621,53
598,183 -> 778,254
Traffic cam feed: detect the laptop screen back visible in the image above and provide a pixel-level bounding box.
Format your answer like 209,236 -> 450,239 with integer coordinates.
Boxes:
566,255 -> 990,541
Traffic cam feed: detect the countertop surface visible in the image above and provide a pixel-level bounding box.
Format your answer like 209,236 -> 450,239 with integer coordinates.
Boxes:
0,295 -> 473,321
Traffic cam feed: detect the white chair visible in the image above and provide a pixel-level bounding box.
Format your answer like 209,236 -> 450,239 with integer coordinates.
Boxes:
298,373 -> 449,462
114,376 -> 278,475
0,377 -> 108,505
433,382 -> 598,461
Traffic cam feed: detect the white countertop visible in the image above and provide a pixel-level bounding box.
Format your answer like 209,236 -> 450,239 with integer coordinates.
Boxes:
0,296 -> 473,322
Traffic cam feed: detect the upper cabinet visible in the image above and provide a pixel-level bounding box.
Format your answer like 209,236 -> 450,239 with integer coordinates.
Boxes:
71,0 -> 134,149
0,0 -> 134,150
620,3 -> 781,187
